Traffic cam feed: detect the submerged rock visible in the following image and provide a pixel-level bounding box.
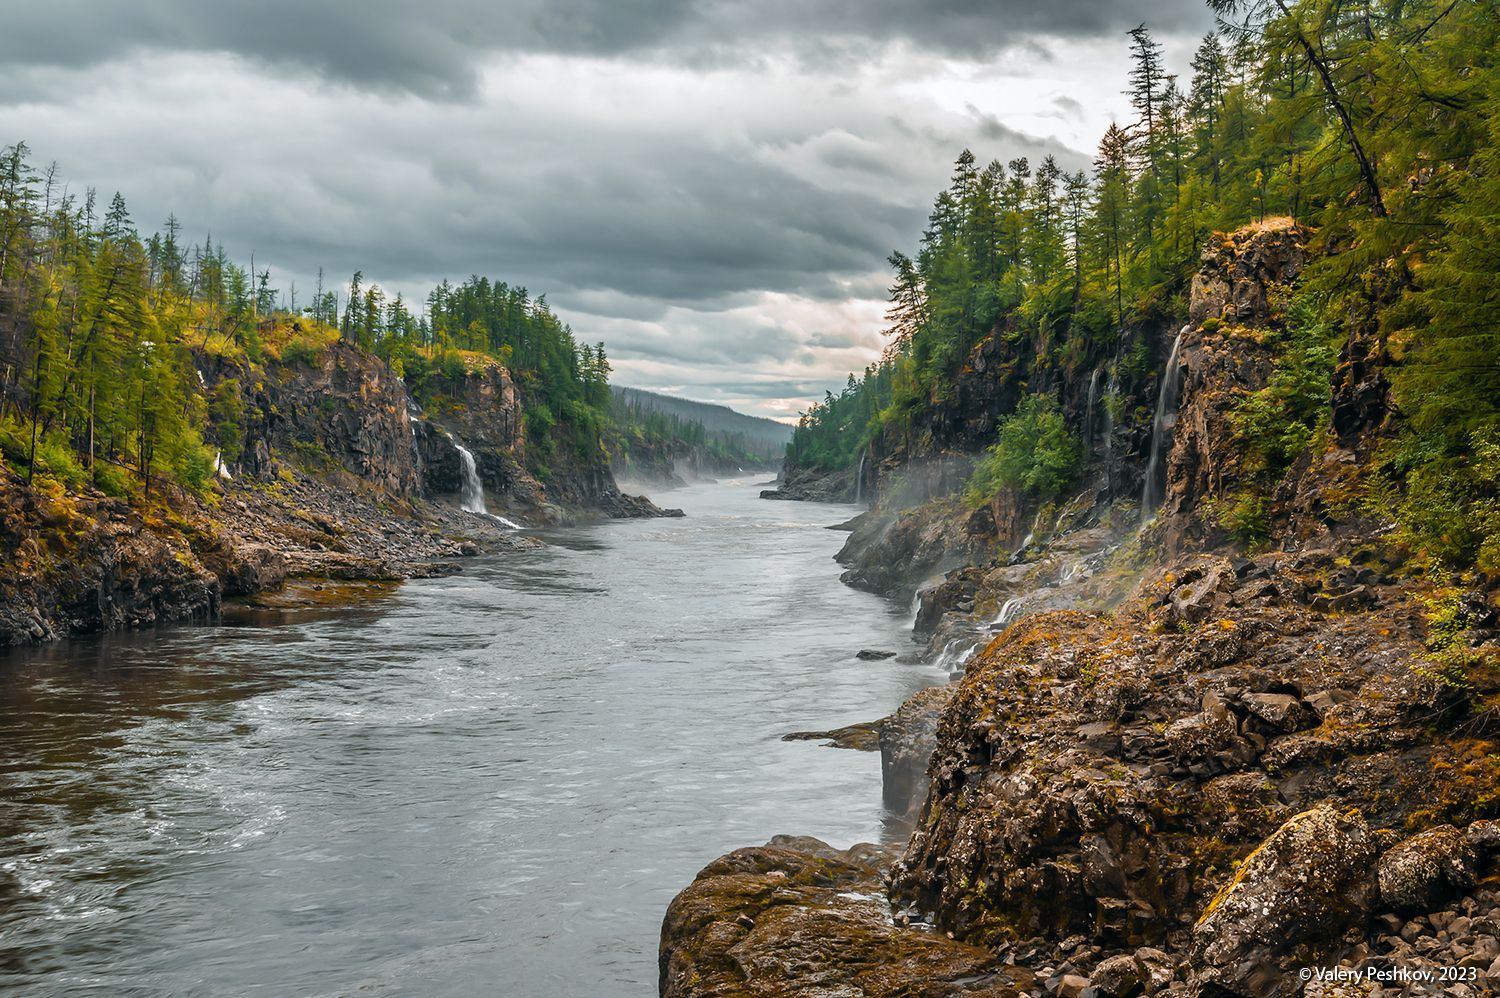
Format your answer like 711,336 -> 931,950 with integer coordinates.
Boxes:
856,649 -> 899,661
782,722 -> 882,752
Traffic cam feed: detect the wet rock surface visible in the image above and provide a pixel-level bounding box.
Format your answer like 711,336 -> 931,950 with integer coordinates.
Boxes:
760,464 -> 858,502
661,215 -> 1500,997
658,837 -> 1035,998
837,499 -> 989,601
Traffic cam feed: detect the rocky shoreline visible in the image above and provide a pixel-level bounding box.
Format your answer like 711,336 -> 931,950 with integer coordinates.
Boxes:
659,221 -> 1500,997
1,338 -> 680,649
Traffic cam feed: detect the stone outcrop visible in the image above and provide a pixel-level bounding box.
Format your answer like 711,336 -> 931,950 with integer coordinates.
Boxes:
2,330 -> 679,646
228,337 -> 421,497
659,837 -> 1035,998
0,473 -> 219,645
664,535 -> 1500,995
760,463 -> 859,502
880,684 -> 958,821
660,216 -> 1500,997
1187,218 -> 1308,328
835,498 -> 992,601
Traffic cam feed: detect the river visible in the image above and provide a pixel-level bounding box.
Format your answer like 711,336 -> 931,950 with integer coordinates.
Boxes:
0,479 -> 938,996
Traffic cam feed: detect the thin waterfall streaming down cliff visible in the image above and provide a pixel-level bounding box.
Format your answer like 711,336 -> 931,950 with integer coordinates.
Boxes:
455,444 -> 486,513
1140,327 -> 1187,524
854,450 -> 868,505
993,596 -> 1025,629
1083,367 -> 1102,453
450,438 -> 522,529
1103,372 -> 1119,495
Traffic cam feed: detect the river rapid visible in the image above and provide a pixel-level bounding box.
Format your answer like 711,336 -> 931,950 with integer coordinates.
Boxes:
0,479 -> 939,996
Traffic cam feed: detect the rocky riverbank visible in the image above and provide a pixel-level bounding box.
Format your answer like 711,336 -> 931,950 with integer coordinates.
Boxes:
665,220 -> 1500,997
1,335 -> 679,649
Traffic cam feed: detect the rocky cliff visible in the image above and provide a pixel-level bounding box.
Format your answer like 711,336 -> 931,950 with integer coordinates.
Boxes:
661,220 -> 1500,997
1,335 -> 676,647
224,338 -> 422,497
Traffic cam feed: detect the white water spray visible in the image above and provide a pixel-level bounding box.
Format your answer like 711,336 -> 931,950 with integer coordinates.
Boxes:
1140,327 -> 1187,524
447,434 -> 522,529
993,596 -> 1025,629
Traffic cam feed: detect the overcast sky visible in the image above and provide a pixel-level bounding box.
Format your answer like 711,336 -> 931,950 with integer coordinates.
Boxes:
0,1 -> 1214,420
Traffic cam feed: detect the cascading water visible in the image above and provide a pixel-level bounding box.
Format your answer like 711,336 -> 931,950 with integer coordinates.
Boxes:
446,434 -> 522,530
1083,367 -> 1102,454
1102,372 -> 1119,496
992,596 -> 1025,629
854,450 -> 868,505
1140,327 -> 1187,524
455,444 -> 486,514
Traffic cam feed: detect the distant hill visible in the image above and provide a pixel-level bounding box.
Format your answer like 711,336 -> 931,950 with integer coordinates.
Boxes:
611,387 -> 792,456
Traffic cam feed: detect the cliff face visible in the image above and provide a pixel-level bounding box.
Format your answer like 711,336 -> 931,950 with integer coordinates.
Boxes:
226,338 -> 422,498
1,337 -> 674,647
411,359 -> 542,511
410,358 -> 677,521
661,221 -> 1500,997
0,476 -> 219,644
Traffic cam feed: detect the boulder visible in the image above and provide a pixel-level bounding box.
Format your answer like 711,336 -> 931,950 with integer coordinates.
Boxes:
1467,819 -> 1500,858
658,837 -> 1032,998
1377,825 -> 1477,913
1240,693 -> 1318,735
1090,954 -> 1143,997
1191,805 -> 1377,996
1133,948 -> 1176,994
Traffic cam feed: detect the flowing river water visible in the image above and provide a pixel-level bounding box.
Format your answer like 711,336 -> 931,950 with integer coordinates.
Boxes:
0,479 -> 940,996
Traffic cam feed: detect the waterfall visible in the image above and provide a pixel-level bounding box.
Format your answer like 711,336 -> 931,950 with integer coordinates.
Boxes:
1103,372 -> 1118,496
933,640 -> 979,675
1140,327 -> 1187,524
1083,367 -> 1102,453
993,596 -> 1025,629
854,450 -> 868,504
456,444 -> 486,514
441,433 -> 522,529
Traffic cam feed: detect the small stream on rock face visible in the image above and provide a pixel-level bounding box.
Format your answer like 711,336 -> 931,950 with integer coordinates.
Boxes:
0,480 -> 940,997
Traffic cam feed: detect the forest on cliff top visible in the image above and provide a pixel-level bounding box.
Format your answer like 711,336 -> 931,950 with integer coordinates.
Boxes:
787,0 -> 1500,574
0,166 -> 618,498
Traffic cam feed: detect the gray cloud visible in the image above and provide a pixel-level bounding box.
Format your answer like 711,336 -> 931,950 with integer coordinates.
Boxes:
0,3 -> 1213,417
1,1 -> 1213,97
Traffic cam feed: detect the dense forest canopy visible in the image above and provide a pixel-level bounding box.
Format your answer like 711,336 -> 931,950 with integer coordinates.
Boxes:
0,154 -> 613,496
789,0 -> 1500,571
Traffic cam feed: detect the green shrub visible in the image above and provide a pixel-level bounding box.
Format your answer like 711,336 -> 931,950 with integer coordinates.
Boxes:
92,463 -> 136,499
281,335 -> 323,367
1392,427 -> 1500,573
964,395 -> 1081,507
1227,294 -> 1338,477
33,434 -> 89,490
1209,490 -> 1271,546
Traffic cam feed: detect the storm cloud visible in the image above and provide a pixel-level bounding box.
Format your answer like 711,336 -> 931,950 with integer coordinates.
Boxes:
0,1 -> 1214,417
9,1 -> 1213,96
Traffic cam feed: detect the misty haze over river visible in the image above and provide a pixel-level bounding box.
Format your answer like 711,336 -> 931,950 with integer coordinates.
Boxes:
0,479 -> 939,996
